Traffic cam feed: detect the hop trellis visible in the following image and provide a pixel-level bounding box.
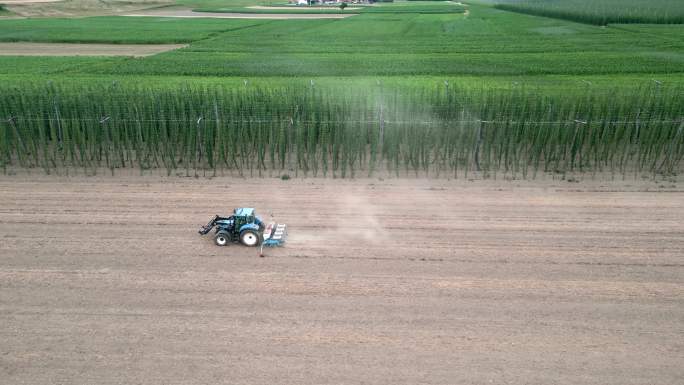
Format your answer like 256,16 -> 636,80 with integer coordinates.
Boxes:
1,83 -> 682,178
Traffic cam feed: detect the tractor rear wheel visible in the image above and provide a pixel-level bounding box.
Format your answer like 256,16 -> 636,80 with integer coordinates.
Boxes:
215,231 -> 230,246
240,229 -> 261,247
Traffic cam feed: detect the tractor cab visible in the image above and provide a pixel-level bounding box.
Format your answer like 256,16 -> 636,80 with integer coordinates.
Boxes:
232,207 -> 259,231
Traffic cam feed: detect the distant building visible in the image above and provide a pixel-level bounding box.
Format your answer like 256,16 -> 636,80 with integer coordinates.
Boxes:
291,0 -> 372,4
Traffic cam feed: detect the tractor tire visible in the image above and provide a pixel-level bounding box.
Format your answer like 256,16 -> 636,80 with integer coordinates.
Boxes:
240,229 -> 261,247
214,231 -> 230,247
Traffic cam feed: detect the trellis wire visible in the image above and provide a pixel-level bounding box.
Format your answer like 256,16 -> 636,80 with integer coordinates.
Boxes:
1,83 -> 682,178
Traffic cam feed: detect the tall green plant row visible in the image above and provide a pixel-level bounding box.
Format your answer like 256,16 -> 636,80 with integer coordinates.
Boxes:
0,83 -> 682,178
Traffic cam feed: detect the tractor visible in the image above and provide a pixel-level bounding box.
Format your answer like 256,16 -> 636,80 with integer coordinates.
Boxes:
198,208 -> 287,251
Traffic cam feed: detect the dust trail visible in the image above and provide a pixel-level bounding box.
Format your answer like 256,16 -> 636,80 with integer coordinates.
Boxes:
287,192 -> 389,248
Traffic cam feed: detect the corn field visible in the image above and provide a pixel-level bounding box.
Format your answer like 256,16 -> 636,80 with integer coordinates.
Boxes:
1,83 -> 682,178
494,0 -> 684,25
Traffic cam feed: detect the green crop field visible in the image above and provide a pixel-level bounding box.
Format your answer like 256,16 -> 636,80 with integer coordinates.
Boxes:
0,56 -> 129,76
72,51 -> 682,77
495,0 -> 684,25
0,0 -> 683,177
0,17 -> 268,44
1,6 -> 683,77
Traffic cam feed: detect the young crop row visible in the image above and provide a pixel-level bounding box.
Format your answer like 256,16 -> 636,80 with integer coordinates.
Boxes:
0,17 -> 266,44
0,83 -> 682,178
80,51 -> 684,78
495,0 -> 684,25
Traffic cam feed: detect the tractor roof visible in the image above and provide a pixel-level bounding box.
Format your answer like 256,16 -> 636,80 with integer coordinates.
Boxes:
234,207 -> 255,217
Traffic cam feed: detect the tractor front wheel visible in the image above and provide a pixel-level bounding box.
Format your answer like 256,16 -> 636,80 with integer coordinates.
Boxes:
240,230 -> 261,247
215,231 -> 230,246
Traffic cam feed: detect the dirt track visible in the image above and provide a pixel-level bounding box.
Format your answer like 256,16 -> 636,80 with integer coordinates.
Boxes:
247,5 -> 362,10
0,42 -> 186,57
0,0 -> 64,3
124,8 -> 356,19
1,175 -> 683,384
3,0 -> 173,17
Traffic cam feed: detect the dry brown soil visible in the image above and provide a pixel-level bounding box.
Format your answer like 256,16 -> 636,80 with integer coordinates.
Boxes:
1,174 -> 683,384
247,5 -> 362,10
1,0 -> 65,4
0,42 -> 186,56
3,0 -> 172,17
125,8 -> 357,19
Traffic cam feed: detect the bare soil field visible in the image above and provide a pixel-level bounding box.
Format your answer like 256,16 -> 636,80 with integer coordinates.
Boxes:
3,0 -> 172,17
1,0 -> 65,4
247,5 -> 362,10
1,175 -> 683,384
125,8 -> 357,19
0,42 -> 186,56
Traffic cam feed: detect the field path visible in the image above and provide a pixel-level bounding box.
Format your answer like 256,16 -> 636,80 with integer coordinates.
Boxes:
0,0 -> 63,3
2,0 -> 174,17
125,8 -> 356,19
0,175 -> 683,384
0,42 -> 186,56
247,5 -> 362,10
